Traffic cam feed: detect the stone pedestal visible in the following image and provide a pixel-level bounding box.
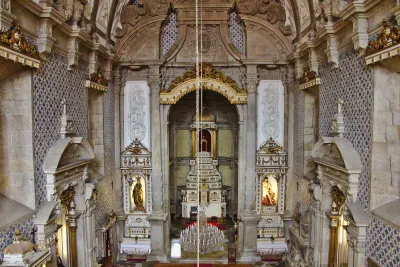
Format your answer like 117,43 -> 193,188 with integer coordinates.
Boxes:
239,214 -> 261,262
147,213 -> 168,261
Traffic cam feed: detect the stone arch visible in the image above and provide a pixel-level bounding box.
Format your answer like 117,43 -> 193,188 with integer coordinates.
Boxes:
160,77 -> 247,105
43,137 -> 95,202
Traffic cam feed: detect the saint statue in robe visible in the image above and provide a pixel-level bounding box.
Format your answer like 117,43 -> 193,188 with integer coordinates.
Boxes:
132,178 -> 145,211
262,179 -> 277,206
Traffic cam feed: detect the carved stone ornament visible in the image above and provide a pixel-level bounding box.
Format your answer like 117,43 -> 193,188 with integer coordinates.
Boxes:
90,67 -> 109,86
118,0 -> 170,37
331,186 -> 345,214
86,67 -> 109,92
53,0 -> 87,27
330,98 -> 345,138
60,99 -> 76,138
60,186 -> 75,207
299,70 -> 317,84
299,70 -> 321,90
160,63 -> 247,104
365,20 -> 400,56
236,0 -> 292,35
0,23 -> 39,57
256,137 -> 288,169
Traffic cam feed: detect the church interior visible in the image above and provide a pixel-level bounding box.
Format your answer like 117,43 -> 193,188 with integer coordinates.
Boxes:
0,0 -> 400,266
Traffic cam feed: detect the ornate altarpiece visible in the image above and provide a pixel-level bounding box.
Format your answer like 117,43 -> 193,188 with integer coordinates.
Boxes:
255,138 -> 288,260
120,139 -> 152,256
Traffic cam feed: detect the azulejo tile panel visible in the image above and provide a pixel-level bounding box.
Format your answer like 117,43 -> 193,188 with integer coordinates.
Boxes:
367,217 -> 400,267
162,11 -> 178,56
229,11 -> 245,54
32,52 -> 89,209
318,49 -> 372,209
0,219 -> 34,257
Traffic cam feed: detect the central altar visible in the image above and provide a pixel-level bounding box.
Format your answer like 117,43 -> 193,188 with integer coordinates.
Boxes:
178,109 -> 230,218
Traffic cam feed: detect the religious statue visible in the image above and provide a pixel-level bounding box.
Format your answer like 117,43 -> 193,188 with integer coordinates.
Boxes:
132,178 -> 145,211
262,178 -> 277,206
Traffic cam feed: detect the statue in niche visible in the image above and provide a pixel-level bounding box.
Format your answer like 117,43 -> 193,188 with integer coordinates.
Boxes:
132,177 -> 145,212
262,178 -> 277,206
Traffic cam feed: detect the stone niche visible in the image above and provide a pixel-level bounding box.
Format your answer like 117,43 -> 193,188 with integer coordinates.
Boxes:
39,112 -> 98,267
302,136 -> 370,267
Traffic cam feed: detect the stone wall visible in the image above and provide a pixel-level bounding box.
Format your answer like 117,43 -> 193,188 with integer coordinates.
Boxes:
370,65 -> 400,209
0,53 -> 116,257
0,69 -> 35,209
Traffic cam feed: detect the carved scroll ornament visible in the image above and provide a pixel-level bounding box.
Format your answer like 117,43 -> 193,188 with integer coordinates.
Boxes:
365,20 -> 400,56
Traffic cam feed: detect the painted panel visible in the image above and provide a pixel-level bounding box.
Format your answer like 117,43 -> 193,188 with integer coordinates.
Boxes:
176,165 -> 190,186
257,80 -> 285,148
124,81 -> 150,149
218,130 -> 233,157
176,130 -> 190,158
219,165 -> 232,187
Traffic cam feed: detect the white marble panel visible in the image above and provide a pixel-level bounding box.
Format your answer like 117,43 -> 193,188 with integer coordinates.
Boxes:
124,81 -> 151,149
257,80 -> 285,148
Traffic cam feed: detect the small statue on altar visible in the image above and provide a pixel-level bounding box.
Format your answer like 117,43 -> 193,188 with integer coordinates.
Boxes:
132,178 -> 145,211
262,178 -> 277,206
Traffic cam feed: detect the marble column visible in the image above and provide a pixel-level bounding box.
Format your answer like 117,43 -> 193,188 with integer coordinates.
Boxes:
240,67 -> 261,262
147,66 -> 168,261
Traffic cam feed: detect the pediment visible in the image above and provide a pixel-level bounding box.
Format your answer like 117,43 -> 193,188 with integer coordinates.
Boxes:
311,137 -> 361,172
43,137 -> 95,174
123,139 -> 151,156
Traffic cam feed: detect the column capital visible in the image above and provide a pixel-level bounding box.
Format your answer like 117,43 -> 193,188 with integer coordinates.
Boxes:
245,77 -> 259,93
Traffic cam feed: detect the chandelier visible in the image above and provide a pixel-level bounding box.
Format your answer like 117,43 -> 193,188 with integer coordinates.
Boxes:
180,220 -> 225,254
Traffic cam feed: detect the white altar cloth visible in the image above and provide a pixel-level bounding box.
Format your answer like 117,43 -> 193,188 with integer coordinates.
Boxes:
120,240 -> 151,255
257,240 -> 288,256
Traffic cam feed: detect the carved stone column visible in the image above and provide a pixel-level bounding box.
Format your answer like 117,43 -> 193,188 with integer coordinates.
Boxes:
114,67 -> 124,214
240,66 -> 261,262
147,66 -> 167,261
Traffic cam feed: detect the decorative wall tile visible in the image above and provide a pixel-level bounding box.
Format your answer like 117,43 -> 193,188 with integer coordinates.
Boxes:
318,49 -> 372,209
367,217 -> 400,267
162,11 -> 178,56
229,11 -> 245,54
32,53 -> 89,208
0,218 -> 34,257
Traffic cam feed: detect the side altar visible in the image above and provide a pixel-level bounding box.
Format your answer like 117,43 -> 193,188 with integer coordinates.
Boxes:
255,138 -> 288,261
178,109 -> 231,218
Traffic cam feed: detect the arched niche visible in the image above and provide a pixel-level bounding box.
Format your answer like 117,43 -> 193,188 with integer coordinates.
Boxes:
40,135 -> 97,267
309,136 -> 368,267
43,137 -> 95,203
311,136 -> 362,202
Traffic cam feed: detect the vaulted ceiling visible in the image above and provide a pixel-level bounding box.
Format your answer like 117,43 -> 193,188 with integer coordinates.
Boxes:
89,0 -> 319,45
